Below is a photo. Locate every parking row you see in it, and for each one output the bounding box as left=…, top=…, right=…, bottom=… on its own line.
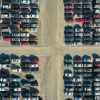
left=0, top=53, right=42, bottom=100
left=0, top=0, right=40, bottom=46
left=0, top=68, right=42, bottom=100
left=64, top=0, right=93, bottom=21
left=64, top=25, right=100, bottom=45
left=0, top=53, right=39, bottom=72
left=63, top=0, right=100, bottom=46
left=64, top=54, right=100, bottom=100
left=64, top=53, right=100, bottom=66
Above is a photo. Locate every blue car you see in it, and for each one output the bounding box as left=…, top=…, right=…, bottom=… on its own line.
left=64, top=80, right=73, bottom=86
left=63, top=0, right=72, bottom=3
left=11, top=0, right=20, bottom=4
left=74, top=96, right=79, bottom=100
left=83, top=81, right=91, bottom=86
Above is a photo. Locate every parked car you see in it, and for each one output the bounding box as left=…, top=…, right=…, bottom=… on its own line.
left=31, top=96, right=42, bottom=100
left=9, top=81, right=21, bottom=91
left=64, top=54, right=72, bottom=65
left=63, top=0, right=72, bottom=3
left=1, top=91, right=10, bottom=98
left=64, top=69, right=73, bottom=78
left=73, top=55, right=82, bottom=65
left=10, top=74, right=21, bottom=82
left=21, top=88, right=30, bottom=97
left=83, top=80, right=91, bottom=86
left=82, top=55, right=91, bottom=65
left=64, top=13, right=73, bottom=21
left=2, top=0, right=11, bottom=4
left=30, top=80, right=38, bottom=86
left=21, top=79, right=29, bottom=86
left=10, top=89, right=21, bottom=98
left=30, top=86, right=39, bottom=96
left=20, top=0, right=31, bottom=4
left=0, top=53, right=10, bottom=64
left=25, top=74, right=34, bottom=81
left=0, top=68, right=10, bottom=78
left=92, top=53, right=100, bottom=67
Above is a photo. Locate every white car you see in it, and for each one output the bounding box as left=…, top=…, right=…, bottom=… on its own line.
left=65, top=92, right=73, bottom=96
left=0, top=83, right=5, bottom=87
left=0, top=78, right=7, bottom=82
left=95, top=92, right=100, bottom=96
left=95, top=78, right=100, bottom=81
left=12, top=98, right=20, bottom=100
left=21, top=0, right=30, bottom=4
left=14, top=88, right=21, bottom=92
left=0, top=87, right=9, bottom=91
left=32, top=97, right=40, bottom=100
left=95, top=9, right=100, bottom=14
left=95, top=87, right=100, bottom=91
left=31, top=64, right=39, bottom=68
left=31, top=14, right=39, bottom=19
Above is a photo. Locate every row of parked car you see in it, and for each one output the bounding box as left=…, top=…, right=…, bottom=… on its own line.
left=0, top=53, right=39, bottom=72
left=64, top=54, right=100, bottom=100
left=63, top=0, right=100, bottom=46
left=63, top=0, right=93, bottom=21
left=0, top=68, right=42, bottom=100
left=64, top=24, right=97, bottom=45
left=64, top=53, right=100, bottom=66
left=0, top=0, right=40, bottom=45
left=0, top=53, right=42, bottom=99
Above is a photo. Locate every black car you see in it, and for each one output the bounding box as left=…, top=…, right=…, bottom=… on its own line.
left=0, top=53, right=10, bottom=64
left=63, top=0, right=72, bottom=3
left=9, top=81, right=21, bottom=89
left=1, top=91, right=10, bottom=98
left=30, top=80, right=38, bottom=86
left=64, top=69, right=73, bottom=78
left=82, top=34, right=93, bottom=45
left=0, top=68, right=10, bottom=78
left=21, top=66, right=30, bottom=72
left=21, top=79, right=29, bottom=86
left=2, top=0, right=11, bottom=4
left=64, top=13, right=73, bottom=20
left=64, top=54, right=72, bottom=65
left=10, top=91, right=21, bottom=98
left=30, top=87, right=39, bottom=96
left=73, top=55, right=82, bottom=64
left=20, top=7, right=31, bottom=15
left=25, top=74, right=34, bottom=80
left=32, top=96, right=43, bottom=100
left=74, top=34, right=82, bottom=44
left=64, top=26, right=74, bottom=44
left=10, top=74, right=21, bottom=81
left=21, top=88, right=30, bottom=97
left=65, top=33, right=74, bottom=44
